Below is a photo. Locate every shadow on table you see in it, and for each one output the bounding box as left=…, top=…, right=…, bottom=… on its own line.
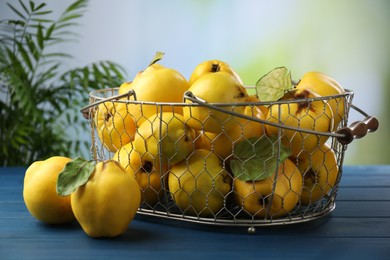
left=35, top=219, right=156, bottom=242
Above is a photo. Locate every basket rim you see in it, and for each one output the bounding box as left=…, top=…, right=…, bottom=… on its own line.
left=87, top=87, right=354, bottom=107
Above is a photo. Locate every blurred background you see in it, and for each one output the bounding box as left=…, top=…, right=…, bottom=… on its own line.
left=1, top=0, right=389, bottom=165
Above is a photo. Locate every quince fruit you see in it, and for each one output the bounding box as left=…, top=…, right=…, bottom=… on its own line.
left=94, top=101, right=137, bottom=152
left=188, top=59, right=243, bottom=85
left=127, top=63, right=189, bottom=126
left=71, top=160, right=141, bottom=238
left=195, top=105, right=266, bottom=160
left=113, top=142, right=169, bottom=207
left=296, top=143, right=339, bottom=205
left=168, top=149, right=232, bottom=216
left=247, top=94, right=269, bottom=119
left=183, top=71, right=249, bottom=133
left=23, top=156, right=75, bottom=224
left=265, top=89, right=334, bottom=157
left=234, top=158, right=302, bottom=218
left=296, top=71, right=345, bottom=130
left=133, top=112, right=195, bottom=165
left=118, top=81, right=132, bottom=95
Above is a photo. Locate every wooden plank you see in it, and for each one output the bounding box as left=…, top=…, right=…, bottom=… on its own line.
left=0, top=217, right=389, bottom=259
left=0, top=236, right=389, bottom=259
left=339, top=173, right=390, bottom=187
left=0, top=189, right=23, bottom=201
left=330, top=165, right=390, bottom=187
left=343, top=165, right=390, bottom=175
left=331, top=201, right=390, bottom=218
left=1, top=215, right=390, bottom=239
left=336, top=187, right=390, bottom=201
left=0, top=202, right=30, bottom=218
left=0, top=167, right=26, bottom=178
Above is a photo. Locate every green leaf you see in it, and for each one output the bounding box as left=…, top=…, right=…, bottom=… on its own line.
left=35, top=63, right=59, bottom=84
left=56, top=157, right=95, bottom=196
left=255, top=67, right=294, bottom=102
left=36, top=24, right=44, bottom=49
left=16, top=41, right=33, bottom=71
left=18, top=0, right=29, bottom=15
left=230, top=136, right=291, bottom=182
left=45, top=23, right=55, bottom=39
left=53, top=22, right=79, bottom=31
left=29, top=1, right=35, bottom=12
left=149, top=51, right=165, bottom=66
left=33, top=10, right=52, bottom=16
left=82, top=66, right=89, bottom=87
left=33, top=3, right=47, bottom=12
left=58, top=13, right=83, bottom=23
left=7, top=2, right=26, bottom=20
left=31, top=18, right=53, bottom=24
left=25, top=35, right=39, bottom=60
left=43, top=52, right=73, bottom=59
left=64, top=0, right=87, bottom=13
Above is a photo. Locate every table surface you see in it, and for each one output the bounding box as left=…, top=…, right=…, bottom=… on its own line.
left=1, top=165, right=389, bottom=259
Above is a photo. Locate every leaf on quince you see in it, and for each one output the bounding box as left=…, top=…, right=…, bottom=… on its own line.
left=230, top=136, right=291, bottom=182
left=149, top=51, right=165, bottom=66
left=56, top=157, right=95, bottom=196
left=255, top=67, right=293, bottom=102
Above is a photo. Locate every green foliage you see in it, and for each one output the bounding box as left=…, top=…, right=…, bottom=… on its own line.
left=230, top=136, right=291, bottom=182
left=0, top=0, right=126, bottom=166
left=57, top=157, right=95, bottom=196
left=255, top=67, right=293, bottom=102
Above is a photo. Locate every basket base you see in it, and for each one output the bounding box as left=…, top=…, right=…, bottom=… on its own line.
left=134, top=202, right=336, bottom=233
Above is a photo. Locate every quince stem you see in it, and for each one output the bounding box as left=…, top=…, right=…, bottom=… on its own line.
left=149, top=51, right=165, bottom=66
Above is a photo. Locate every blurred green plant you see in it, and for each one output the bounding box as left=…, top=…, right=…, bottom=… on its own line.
left=0, top=0, right=126, bottom=166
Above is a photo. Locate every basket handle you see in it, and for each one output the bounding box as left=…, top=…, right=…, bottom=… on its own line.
left=80, top=90, right=137, bottom=119
left=335, top=105, right=379, bottom=145
left=183, top=91, right=379, bottom=145
left=183, top=91, right=339, bottom=138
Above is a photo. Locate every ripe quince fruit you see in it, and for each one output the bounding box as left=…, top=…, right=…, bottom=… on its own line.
left=234, top=158, right=302, bottom=218
left=195, top=105, right=266, bottom=160
left=247, top=94, right=269, bottom=119
left=71, top=160, right=141, bottom=238
left=127, top=64, right=189, bottom=126
left=168, top=149, right=232, bottom=217
left=296, top=143, right=339, bottom=205
left=133, top=112, right=195, bottom=165
left=265, top=89, right=334, bottom=157
left=23, top=156, right=75, bottom=224
left=296, top=71, right=345, bottom=130
left=188, top=59, right=243, bottom=85
left=183, top=71, right=249, bottom=133
left=118, top=81, right=132, bottom=95
left=94, top=101, right=137, bottom=152
left=113, top=142, right=169, bottom=207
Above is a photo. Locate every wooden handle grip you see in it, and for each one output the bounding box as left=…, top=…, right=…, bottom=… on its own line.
left=336, top=116, right=379, bottom=145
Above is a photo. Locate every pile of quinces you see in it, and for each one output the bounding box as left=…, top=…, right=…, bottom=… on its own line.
left=22, top=53, right=346, bottom=238
left=94, top=53, right=345, bottom=219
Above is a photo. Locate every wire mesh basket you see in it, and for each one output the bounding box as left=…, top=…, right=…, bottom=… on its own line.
left=81, top=86, right=378, bottom=232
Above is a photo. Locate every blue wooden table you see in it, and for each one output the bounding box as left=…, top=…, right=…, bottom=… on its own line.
left=1, top=166, right=389, bottom=259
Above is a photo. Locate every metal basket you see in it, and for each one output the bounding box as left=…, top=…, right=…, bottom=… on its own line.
left=81, top=86, right=378, bottom=233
